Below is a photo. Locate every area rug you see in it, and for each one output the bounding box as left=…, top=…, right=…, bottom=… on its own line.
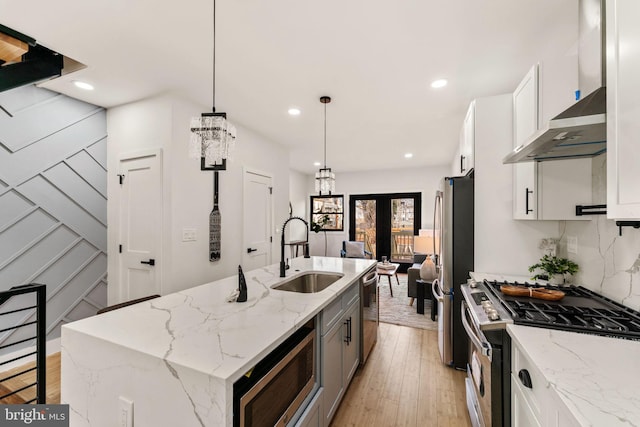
left=378, top=273, right=437, bottom=330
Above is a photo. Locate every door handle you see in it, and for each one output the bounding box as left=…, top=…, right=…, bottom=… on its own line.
left=247, top=248, right=258, bottom=253
left=140, top=259, right=155, bottom=266
left=460, top=155, right=466, bottom=173
left=525, top=187, right=534, bottom=215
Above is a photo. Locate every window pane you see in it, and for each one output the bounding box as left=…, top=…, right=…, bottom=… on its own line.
left=391, top=199, right=414, bottom=262
left=355, top=200, right=376, bottom=258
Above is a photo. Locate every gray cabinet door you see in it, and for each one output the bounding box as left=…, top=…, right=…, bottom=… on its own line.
left=343, top=300, right=360, bottom=385
left=321, top=319, right=344, bottom=425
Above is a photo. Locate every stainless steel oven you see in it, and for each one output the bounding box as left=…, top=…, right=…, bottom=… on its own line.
left=460, top=283, right=513, bottom=427
left=462, top=301, right=493, bottom=427
left=233, top=320, right=315, bottom=427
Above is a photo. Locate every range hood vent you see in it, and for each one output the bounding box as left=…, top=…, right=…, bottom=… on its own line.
left=504, top=0, right=606, bottom=164
left=0, top=24, right=63, bottom=93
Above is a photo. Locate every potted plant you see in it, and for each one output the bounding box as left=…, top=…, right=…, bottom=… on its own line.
left=311, top=214, right=330, bottom=256
left=528, top=254, right=579, bottom=285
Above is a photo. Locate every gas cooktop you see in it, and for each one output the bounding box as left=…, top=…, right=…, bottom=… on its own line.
left=482, top=279, right=640, bottom=341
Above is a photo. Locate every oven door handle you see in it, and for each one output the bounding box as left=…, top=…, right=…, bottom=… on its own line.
left=461, top=301, right=492, bottom=360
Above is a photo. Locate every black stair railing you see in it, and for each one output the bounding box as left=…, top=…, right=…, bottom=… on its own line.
left=0, top=283, right=46, bottom=404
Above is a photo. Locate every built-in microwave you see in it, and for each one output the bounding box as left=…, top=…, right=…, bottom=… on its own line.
left=233, top=320, right=315, bottom=427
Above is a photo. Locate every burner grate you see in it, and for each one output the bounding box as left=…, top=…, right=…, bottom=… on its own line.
left=481, top=279, right=640, bottom=341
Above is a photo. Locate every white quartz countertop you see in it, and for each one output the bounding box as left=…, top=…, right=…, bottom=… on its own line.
left=507, top=324, right=640, bottom=426
left=63, top=256, right=376, bottom=383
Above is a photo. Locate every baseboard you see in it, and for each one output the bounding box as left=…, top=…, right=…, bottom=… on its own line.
left=0, top=338, right=61, bottom=371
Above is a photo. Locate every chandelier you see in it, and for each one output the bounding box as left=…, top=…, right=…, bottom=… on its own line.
left=189, top=0, right=236, bottom=171
left=315, top=96, right=335, bottom=195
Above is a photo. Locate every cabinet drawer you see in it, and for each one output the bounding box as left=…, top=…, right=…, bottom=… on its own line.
left=511, top=340, right=549, bottom=421
left=321, top=297, right=343, bottom=335
left=511, top=375, right=543, bottom=427
left=341, top=282, right=359, bottom=309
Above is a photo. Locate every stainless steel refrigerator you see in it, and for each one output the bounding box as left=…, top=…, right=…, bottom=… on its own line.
left=432, top=173, right=473, bottom=369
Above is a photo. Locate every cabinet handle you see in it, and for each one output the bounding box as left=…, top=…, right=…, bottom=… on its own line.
left=460, top=155, right=466, bottom=174
left=525, top=187, right=534, bottom=215
left=344, top=317, right=352, bottom=345
left=518, top=369, right=533, bottom=389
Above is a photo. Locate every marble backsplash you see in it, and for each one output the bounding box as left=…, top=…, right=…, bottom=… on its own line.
left=560, top=154, right=640, bottom=311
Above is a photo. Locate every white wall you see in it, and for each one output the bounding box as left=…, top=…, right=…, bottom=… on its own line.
left=474, top=94, right=560, bottom=275
left=288, top=170, right=311, bottom=242
left=306, top=165, right=449, bottom=257
left=107, top=94, right=289, bottom=301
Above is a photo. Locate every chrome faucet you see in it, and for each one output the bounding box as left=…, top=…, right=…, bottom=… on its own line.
left=280, top=216, right=310, bottom=277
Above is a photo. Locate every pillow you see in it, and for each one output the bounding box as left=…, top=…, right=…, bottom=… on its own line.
left=344, top=241, right=365, bottom=258
left=420, top=256, right=437, bottom=281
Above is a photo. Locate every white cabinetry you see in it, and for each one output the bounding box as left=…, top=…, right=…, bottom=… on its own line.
left=320, top=283, right=360, bottom=426
left=512, top=64, right=592, bottom=220
left=511, top=338, right=580, bottom=427
left=606, top=0, right=640, bottom=219
left=461, top=101, right=475, bottom=175
left=451, top=101, right=476, bottom=177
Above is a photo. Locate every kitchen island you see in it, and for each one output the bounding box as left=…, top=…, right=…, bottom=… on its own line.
left=61, top=256, right=376, bottom=426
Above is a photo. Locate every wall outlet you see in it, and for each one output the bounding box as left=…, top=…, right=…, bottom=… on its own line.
left=567, top=235, right=578, bottom=254
left=182, top=228, right=196, bottom=242
left=119, top=396, right=134, bottom=427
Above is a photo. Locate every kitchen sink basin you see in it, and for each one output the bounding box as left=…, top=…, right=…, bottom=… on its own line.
left=273, top=272, right=344, bottom=293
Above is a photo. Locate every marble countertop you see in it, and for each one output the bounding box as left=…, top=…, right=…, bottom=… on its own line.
left=508, top=324, right=640, bottom=426
left=62, top=256, right=376, bottom=383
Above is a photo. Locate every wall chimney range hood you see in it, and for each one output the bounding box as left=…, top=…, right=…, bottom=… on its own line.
left=504, top=0, right=606, bottom=164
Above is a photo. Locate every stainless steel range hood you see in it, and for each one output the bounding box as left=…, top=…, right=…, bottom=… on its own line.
left=504, top=0, right=606, bottom=164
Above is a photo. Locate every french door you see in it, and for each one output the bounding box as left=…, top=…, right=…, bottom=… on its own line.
left=349, top=193, right=421, bottom=270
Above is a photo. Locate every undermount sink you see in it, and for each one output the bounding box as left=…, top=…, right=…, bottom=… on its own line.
left=273, top=272, right=344, bottom=293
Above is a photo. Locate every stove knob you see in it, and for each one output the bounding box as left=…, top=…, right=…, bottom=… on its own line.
left=488, top=311, right=501, bottom=321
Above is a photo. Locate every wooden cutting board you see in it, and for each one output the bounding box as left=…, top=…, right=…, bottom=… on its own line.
left=500, top=285, right=565, bottom=301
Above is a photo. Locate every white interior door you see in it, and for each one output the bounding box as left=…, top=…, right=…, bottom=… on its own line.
left=118, top=150, right=162, bottom=302
left=243, top=170, right=273, bottom=270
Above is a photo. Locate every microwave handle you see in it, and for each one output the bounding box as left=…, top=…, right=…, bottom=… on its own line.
left=461, top=301, right=492, bottom=360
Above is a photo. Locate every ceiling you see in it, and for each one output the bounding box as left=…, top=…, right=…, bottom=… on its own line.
left=0, top=0, right=578, bottom=173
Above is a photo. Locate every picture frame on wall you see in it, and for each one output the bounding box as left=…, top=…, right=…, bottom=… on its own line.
left=310, top=195, right=344, bottom=231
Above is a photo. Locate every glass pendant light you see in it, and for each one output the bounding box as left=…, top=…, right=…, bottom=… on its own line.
left=315, top=96, right=335, bottom=195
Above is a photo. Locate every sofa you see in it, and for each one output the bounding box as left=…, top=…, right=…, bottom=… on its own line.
left=407, top=253, right=431, bottom=305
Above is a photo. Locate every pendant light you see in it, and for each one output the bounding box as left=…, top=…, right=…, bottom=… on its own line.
left=189, top=0, right=236, bottom=171
left=315, top=96, right=335, bottom=195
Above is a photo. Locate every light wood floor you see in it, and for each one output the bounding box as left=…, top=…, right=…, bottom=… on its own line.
left=0, top=352, right=61, bottom=404
left=330, top=322, right=471, bottom=427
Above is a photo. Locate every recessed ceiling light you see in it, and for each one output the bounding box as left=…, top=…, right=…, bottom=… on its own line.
left=404, top=153, right=413, bottom=158
left=430, top=79, right=448, bottom=89
left=288, top=107, right=301, bottom=116
left=313, top=161, right=321, bottom=167
left=73, top=81, right=94, bottom=91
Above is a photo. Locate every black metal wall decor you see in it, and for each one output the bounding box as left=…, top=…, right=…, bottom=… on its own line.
left=209, top=172, right=221, bottom=261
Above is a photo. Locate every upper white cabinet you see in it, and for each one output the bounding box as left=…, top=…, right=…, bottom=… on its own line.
left=513, top=66, right=539, bottom=219
left=461, top=101, right=475, bottom=175
left=452, top=101, right=476, bottom=177
left=606, top=0, right=640, bottom=219
left=511, top=63, right=592, bottom=220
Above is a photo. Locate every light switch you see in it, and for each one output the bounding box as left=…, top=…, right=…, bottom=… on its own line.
left=119, top=396, right=133, bottom=427
left=182, top=228, right=197, bottom=242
